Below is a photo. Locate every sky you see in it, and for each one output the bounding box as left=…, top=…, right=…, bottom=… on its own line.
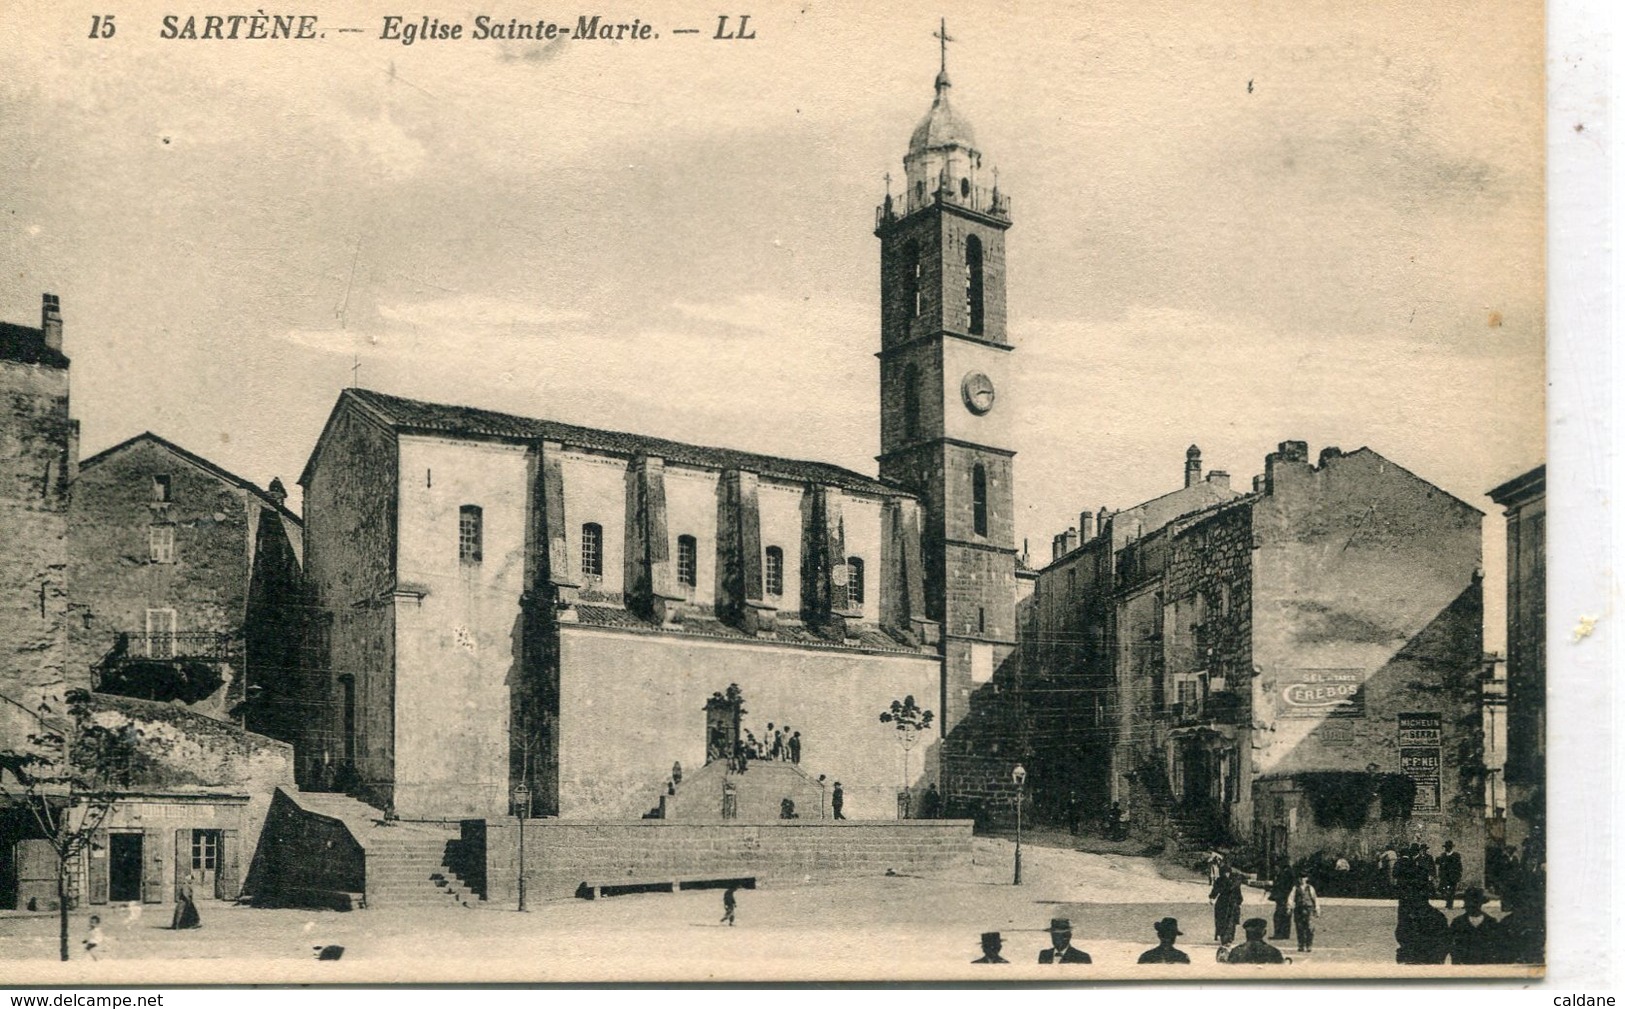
left=0, top=0, right=1544, bottom=648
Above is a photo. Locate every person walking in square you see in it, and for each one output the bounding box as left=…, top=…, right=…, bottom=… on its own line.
left=1436, top=840, right=1463, bottom=909
left=788, top=731, right=801, bottom=764
left=720, top=886, right=737, bottom=926
left=1267, top=860, right=1295, bottom=940
left=1291, top=873, right=1319, bottom=952
left=831, top=781, right=845, bottom=820
left=1137, top=917, right=1190, bottom=963
left=1209, top=864, right=1245, bottom=945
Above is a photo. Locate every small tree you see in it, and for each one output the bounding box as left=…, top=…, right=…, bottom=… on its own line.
left=0, top=689, right=145, bottom=961
left=879, top=695, right=934, bottom=817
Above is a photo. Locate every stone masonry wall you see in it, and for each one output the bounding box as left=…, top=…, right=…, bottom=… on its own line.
left=1, top=358, right=76, bottom=713
left=485, top=818, right=973, bottom=901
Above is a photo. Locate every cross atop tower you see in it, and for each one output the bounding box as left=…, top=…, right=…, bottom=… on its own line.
left=933, top=18, right=954, bottom=75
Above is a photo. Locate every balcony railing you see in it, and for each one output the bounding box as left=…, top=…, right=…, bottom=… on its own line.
left=876, top=182, right=1012, bottom=229
left=112, top=631, right=236, bottom=662
left=1171, top=689, right=1243, bottom=727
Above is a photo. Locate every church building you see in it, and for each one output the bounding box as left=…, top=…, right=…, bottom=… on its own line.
left=289, top=52, right=1025, bottom=831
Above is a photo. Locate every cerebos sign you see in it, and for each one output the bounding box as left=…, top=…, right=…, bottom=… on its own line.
left=1279, top=670, right=1366, bottom=718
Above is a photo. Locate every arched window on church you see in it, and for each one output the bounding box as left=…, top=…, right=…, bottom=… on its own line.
left=764, top=546, right=784, bottom=598
left=677, top=534, right=698, bottom=588
left=965, top=234, right=985, bottom=335
left=972, top=463, right=988, bottom=537
left=846, top=556, right=866, bottom=608
left=902, top=363, right=920, bottom=441
left=581, top=522, right=603, bottom=578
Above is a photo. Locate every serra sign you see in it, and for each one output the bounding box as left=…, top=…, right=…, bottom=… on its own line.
left=1279, top=670, right=1365, bottom=718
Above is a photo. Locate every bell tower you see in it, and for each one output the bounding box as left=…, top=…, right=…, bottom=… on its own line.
left=876, top=30, right=1017, bottom=735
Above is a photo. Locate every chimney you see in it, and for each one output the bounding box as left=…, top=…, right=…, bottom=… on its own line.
left=1064, top=526, right=1079, bottom=554
left=41, top=294, right=62, bottom=352
left=1206, top=470, right=1230, bottom=491
left=267, top=477, right=288, bottom=506
left=1097, top=506, right=1110, bottom=532
left=1252, top=474, right=1266, bottom=493
left=1185, top=444, right=1202, bottom=488
left=1318, top=446, right=1344, bottom=467
left=1264, top=440, right=1311, bottom=495
left=1052, top=534, right=1063, bottom=562
left=1080, top=510, right=1095, bottom=542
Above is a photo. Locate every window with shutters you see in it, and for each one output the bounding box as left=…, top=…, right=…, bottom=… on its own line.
left=149, top=525, right=175, bottom=564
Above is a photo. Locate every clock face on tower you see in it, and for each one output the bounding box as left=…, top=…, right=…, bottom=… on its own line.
left=961, top=371, right=996, bottom=415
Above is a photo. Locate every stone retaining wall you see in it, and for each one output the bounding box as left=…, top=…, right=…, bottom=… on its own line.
left=483, top=819, right=973, bottom=902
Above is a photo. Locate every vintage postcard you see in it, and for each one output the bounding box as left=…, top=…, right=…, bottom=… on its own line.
left=0, top=0, right=1547, bottom=984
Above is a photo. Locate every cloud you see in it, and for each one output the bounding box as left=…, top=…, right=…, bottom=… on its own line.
left=376, top=293, right=589, bottom=330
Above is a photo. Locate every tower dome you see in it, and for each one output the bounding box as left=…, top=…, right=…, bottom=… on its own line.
left=895, top=45, right=1000, bottom=220
left=908, top=70, right=979, bottom=156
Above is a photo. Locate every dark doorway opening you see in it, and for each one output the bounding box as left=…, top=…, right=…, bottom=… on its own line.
left=109, top=833, right=143, bottom=903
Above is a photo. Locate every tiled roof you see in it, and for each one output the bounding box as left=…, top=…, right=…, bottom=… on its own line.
left=0, top=321, right=69, bottom=369
left=79, top=431, right=303, bottom=525
left=344, top=388, right=904, bottom=497
left=572, top=604, right=927, bottom=655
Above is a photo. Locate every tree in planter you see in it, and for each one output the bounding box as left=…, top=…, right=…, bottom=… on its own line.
left=0, top=689, right=148, bottom=961
left=879, top=695, right=934, bottom=817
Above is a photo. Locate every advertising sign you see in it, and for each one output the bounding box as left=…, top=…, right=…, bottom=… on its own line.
left=1279, top=669, right=1366, bottom=718
left=1399, top=714, right=1443, bottom=813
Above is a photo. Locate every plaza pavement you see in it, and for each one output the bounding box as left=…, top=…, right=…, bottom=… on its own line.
left=0, top=836, right=1528, bottom=983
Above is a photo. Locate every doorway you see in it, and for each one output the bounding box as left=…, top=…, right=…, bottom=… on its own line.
left=189, top=829, right=220, bottom=898
left=109, top=833, right=143, bottom=903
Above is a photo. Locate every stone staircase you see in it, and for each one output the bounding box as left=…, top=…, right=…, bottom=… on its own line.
left=362, top=826, right=479, bottom=909
left=279, top=788, right=480, bottom=910
left=661, top=759, right=829, bottom=821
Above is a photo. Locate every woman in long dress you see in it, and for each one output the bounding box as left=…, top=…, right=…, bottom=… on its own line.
left=171, top=880, right=202, bottom=930
left=1209, top=866, right=1244, bottom=944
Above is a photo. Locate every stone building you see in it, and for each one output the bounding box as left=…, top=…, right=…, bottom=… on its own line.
left=295, top=388, right=943, bottom=823
left=67, top=432, right=304, bottom=731
left=1, top=295, right=295, bottom=912
left=1487, top=465, right=1543, bottom=855
left=1022, top=442, right=1487, bottom=878
left=1, top=294, right=79, bottom=720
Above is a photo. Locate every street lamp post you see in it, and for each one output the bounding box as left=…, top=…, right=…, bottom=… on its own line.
left=513, top=782, right=531, bottom=912
left=1012, top=764, right=1026, bottom=886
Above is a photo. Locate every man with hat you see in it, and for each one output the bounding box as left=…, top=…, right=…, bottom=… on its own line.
left=1137, top=917, right=1190, bottom=963
left=1446, top=886, right=1502, bottom=964
left=1038, top=918, right=1091, bottom=963
left=1226, top=918, right=1286, bottom=964
left=972, top=932, right=1009, bottom=963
